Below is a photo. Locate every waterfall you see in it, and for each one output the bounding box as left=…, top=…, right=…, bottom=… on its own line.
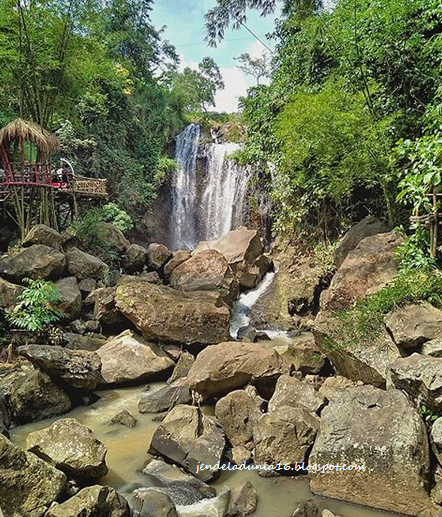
left=169, top=125, right=251, bottom=250
left=170, top=124, right=201, bottom=250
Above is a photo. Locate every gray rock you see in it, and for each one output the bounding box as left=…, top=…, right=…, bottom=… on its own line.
left=253, top=406, right=319, bottom=467
left=422, top=338, right=442, bottom=358
left=111, top=409, right=137, bottom=428
left=124, top=244, right=148, bottom=273
left=46, top=485, right=129, bottom=517
left=309, top=385, right=436, bottom=517
left=237, top=325, right=257, bottom=343
left=130, top=488, right=177, bottom=517
left=0, top=245, right=66, bottom=281
left=226, top=481, right=258, bottom=517
left=0, top=434, right=67, bottom=517
left=63, top=332, right=106, bottom=351
left=268, top=375, right=325, bottom=414
left=148, top=243, right=172, bottom=270
left=97, top=330, right=173, bottom=386
left=214, top=386, right=265, bottom=450
left=100, top=223, right=130, bottom=252
left=66, top=247, right=108, bottom=280
left=22, top=224, right=64, bottom=250
left=168, top=351, right=195, bottom=384
left=78, top=277, right=97, bottom=296
left=26, top=418, right=108, bottom=478
left=390, top=353, right=442, bottom=412
left=18, top=344, right=102, bottom=390
left=0, top=362, right=71, bottom=425
left=385, top=302, right=442, bottom=350
left=149, top=404, right=226, bottom=482
left=55, top=276, right=82, bottom=320
left=0, top=277, right=24, bottom=312
left=318, top=376, right=360, bottom=402
left=431, top=418, right=442, bottom=467
left=138, top=380, right=192, bottom=413
left=291, top=500, right=319, bottom=517
left=274, top=332, right=325, bottom=375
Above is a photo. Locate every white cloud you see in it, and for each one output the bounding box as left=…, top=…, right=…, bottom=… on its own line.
left=212, top=67, right=251, bottom=113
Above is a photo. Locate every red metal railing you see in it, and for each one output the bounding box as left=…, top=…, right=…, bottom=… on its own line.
left=0, top=161, right=54, bottom=187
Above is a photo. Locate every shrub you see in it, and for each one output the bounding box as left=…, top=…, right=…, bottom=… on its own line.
left=101, top=202, right=133, bottom=232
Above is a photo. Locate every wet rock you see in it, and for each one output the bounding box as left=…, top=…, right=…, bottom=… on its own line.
left=163, top=250, right=191, bottom=280
left=55, top=276, right=82, bottom=320
left=274, top=333, right=326, bottom=375
left=186, top=341, right=288, bottom=400
left=235, top=254, right=270, bottom=290
left=320, top=231, right=403, bottom=313
left=65, top=247, right=108, bottom=280
left=309, top=385, right=436, bottom=517
left=0, top=244, right=66, bottom=281
left=148, top=243, right=172, bottom=270
left=214, top=386, right=265, bottom=450
left=110, top=409, right=137, bottom=428
left=18, top=344, right=102, bottom=390
left=26, top=418, right=108, bottom=478
left=168, top=351, right=195, bottom=384
left=143, top=459, right=215, bottom=498
left=149, top=404, right=226, bottom=482
left=22, top=224, right=64, bottom=250
left=0, top=362, right=71, bottom=425
left=170, top=249, right=239, bottom=304
left=139, top=380, right=192, bottom=413
left=253, top=406, right=319, bottom=467
left=97, top=330, right=173, bottom=386
left=130, top=488, right=178, bottom=517
left=226, top=481, right=257, bottom=517
left=313, top=320, right=400, bottom=388
left=124, top=244, right=148, bottom=273
left=63, top=332, right=106, bottom=351
left=390, top=353, right=442, bottom=412
left=115, top=282, right=231, bottom=345
left=291, top=500, right=319, bottom=517
left=0, top=277, right=24, bottom=311
left=101, top=222, right=130, bottom=252
left=333, top=216, right=388, bottom=269
left=385, top=302, right=442, bottom=350
left=268, top=375, right=325, bottom=414
left=0, top=434, right=67, bottom=517
left=46, top=485, right=129, bottom=517
left=237, top=325, right=257, bottom=343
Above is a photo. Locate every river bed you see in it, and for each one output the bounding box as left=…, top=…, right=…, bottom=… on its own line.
left=10, top=385, right=404, bottom=517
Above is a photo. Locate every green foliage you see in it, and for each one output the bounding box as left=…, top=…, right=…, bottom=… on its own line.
left=101, top=203, right=133, bottom=231
left=420, top=405, right=440, bottom=424
left=8, top=280, right=65, bottom=332
left=70, top=209, right=118, bottom=265
left=396, top=230, right=436, bottom=272
left=327, top=269, right=442, bottom=353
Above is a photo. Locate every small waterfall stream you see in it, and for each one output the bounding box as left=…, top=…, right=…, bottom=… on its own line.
left=169, top=125, right=251, bottom=250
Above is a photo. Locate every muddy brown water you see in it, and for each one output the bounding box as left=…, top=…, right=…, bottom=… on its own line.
left=10, top=385, right=406, bottom=517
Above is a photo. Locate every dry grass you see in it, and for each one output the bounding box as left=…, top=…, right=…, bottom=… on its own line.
left=0, top=118, right=60, bottom=155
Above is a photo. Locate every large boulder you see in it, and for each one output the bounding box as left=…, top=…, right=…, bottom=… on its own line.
left=101, top=223, right=130, bottom=253
left=129, top=488, right=177, bottom=517
left=385, top=302, right=442, bottom=351
left=170, top=249, right=239, bottom=304
left=390, top=353, right=442, bottom=412
left=268, top=375, right=325, bottom=414
left=55, top=277, right=82, bottom=320
left=123, top=243, right=148, bottom=272
left=26, top=418, right=108, bottom=478
left=273, top=333, right=326, bottom=375
left=194, top=227, right=263, bottom=265
left=46, top=485, right=129, bottom=517
left=0, top=245, right=66, bottom=281
left=115, top=282, right=231, bottom=345
left=163, top=250, right=191, bottom=280
left=90, top=286, right=123, bottom=326
left=22, top=224, right=64, bottom=251
left=214, top=386, right=265, bottom=450
left=168, top=351, right=195, bottom=384
left=0, top=434, right=67, bottom=517
left=186, top=342, right=288, bottom=400
left=234, top=254, right=271, bottom=291
left=313, top=319, right=400, bottom=388
left=253, top=406, right=320, bottom=467
left=309, top=385, right=436, bottom=517
left=0, top=362, right=71, bottom=425
left=320, top=231, right=403, bottom=312
left=149, top=404, right=226, bottom=482
left=0, top=277, right=24, bottom=312
left=97, top=330, right=173, bottom=386
left=17, top=344, right=101, bottom=390
left=147, top=243, right=172, bottom=270
left=138, top=380, right=192, bottom=413
left=65, top=247, right=108, bottom=280
left=333, top=216, right=388, bottom=268
left=63, top=332, right=106, bottom=352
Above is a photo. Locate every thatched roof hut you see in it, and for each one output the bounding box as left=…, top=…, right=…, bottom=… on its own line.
left=0, top=118, right=60, bottom=155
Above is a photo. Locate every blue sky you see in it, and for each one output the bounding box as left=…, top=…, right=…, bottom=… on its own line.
left=150, top=0, right=278, bottom=112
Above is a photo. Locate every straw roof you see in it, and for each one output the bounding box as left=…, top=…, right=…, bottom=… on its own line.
left=0, top=118, right=60, bottom=154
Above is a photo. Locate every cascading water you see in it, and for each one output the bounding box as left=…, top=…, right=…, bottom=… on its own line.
left=169, top=125, right=251, bottom=250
